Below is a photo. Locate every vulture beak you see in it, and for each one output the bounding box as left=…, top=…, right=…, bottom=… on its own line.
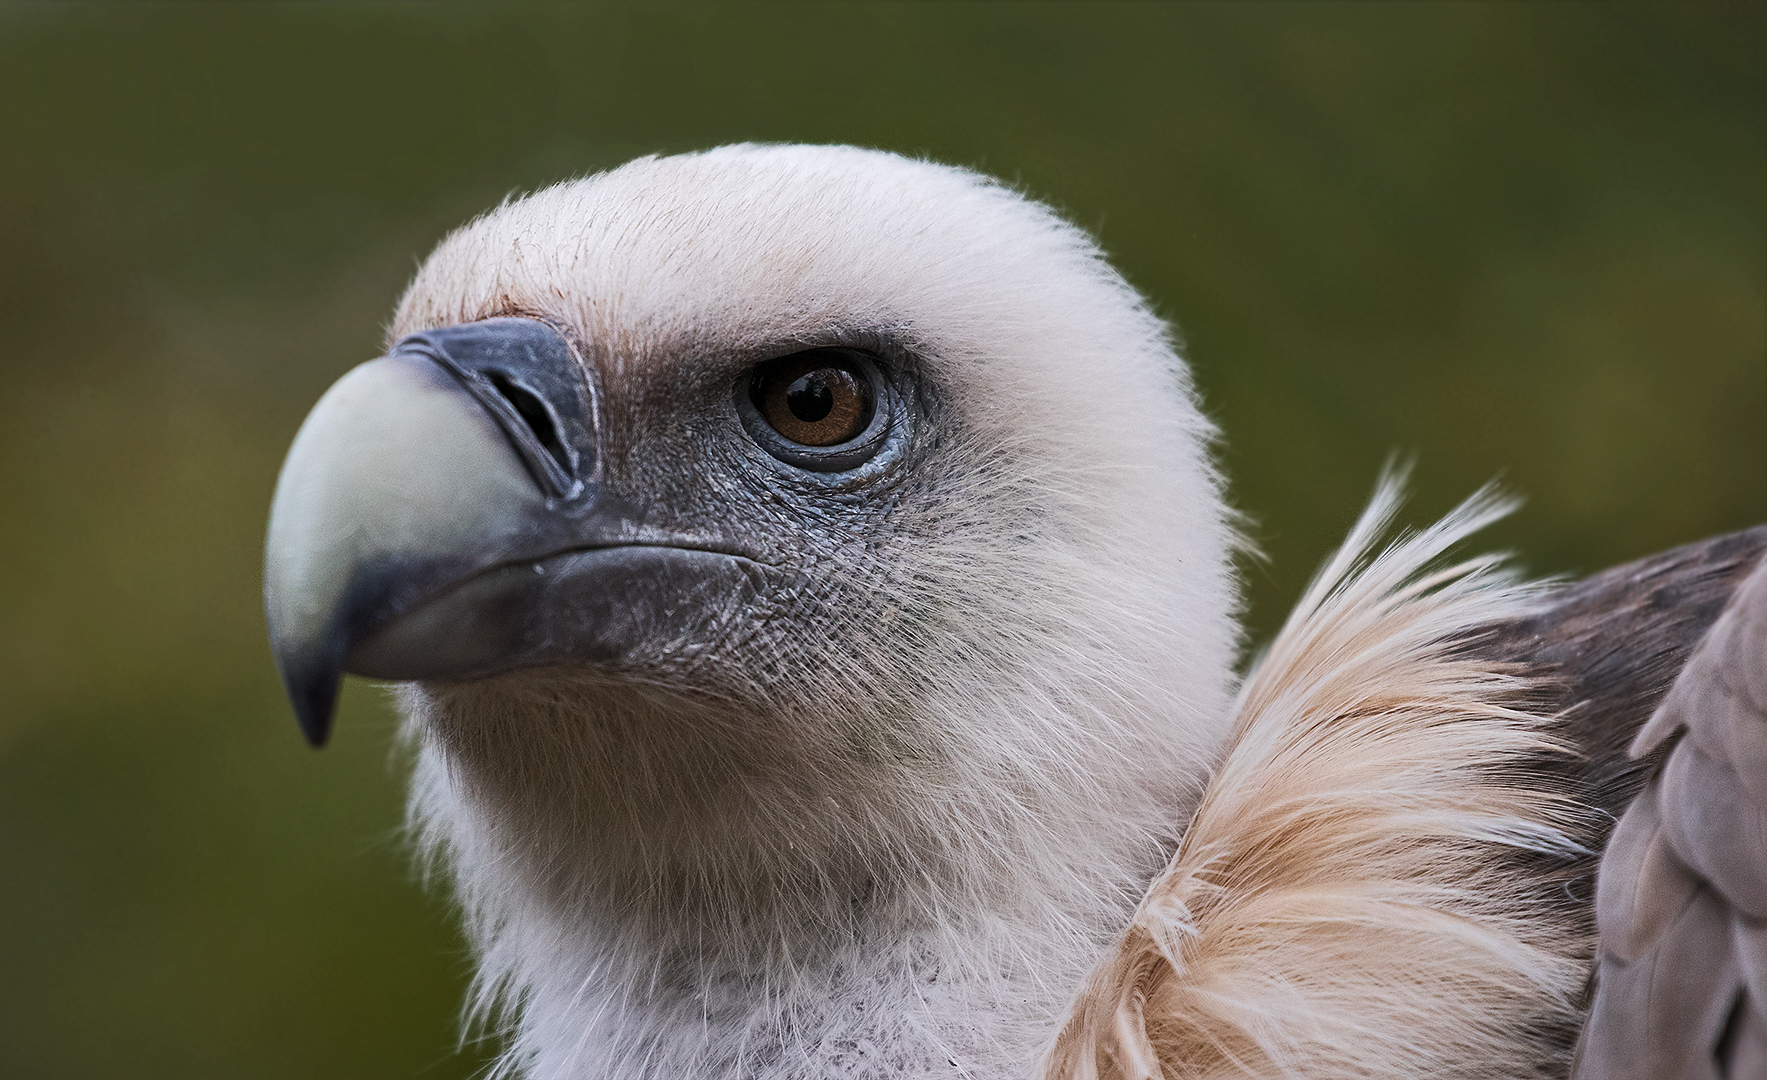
left=264, top=317, right=764, bottom=746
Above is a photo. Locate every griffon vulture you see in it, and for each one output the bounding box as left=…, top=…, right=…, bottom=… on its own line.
left=263, top=145, right=1767, bottom=1079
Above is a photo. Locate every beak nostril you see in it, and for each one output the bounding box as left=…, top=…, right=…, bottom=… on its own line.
left=387, top=318, right=594, bottom=501
left=488, top=371, right=571, bottom=478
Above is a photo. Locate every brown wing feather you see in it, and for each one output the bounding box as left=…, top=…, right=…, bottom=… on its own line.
left=1484, top=527, right=1767, bottom=1072
left=1591, top=790, right=1700, bottom=963
left=1659, top=740, right=1767, bottom=919
left=1485, top=526, right=1767, bottom=828
left=1581, top=882, right=1737, bottom=1080
left=1578, top=553, right=1767, bottom=1079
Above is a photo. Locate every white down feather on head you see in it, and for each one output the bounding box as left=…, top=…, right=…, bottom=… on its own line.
left=392, top=144, right=1242, bottom=1078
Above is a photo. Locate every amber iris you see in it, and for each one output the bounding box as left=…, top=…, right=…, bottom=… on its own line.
left=751, top=353, right=874, bottom=447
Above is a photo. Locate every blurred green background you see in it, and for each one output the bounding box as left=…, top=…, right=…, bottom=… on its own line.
left=0, top=3, right=1760, bottom=1076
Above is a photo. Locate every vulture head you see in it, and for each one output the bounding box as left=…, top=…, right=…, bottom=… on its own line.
left=266, top=145, right=1242, bottom=1075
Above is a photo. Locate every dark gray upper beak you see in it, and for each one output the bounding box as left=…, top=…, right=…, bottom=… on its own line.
left=267, top=317, right=778, bottom=747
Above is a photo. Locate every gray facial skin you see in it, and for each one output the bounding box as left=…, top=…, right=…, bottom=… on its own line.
left=264, top=317, right=797, bottom=745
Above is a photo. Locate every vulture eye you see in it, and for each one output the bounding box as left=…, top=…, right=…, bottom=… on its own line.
left=751, top=353, right=874, bottom=446
left=739, top=349, right=892, bottom=472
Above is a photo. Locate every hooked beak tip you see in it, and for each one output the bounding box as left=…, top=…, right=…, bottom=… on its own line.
left=277, top=645, right=342, bottom=748
left=294, top=689, right=336, bottom=749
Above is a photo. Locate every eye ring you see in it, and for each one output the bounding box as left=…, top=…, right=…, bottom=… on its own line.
left=736, top=349, right=894, bottom=472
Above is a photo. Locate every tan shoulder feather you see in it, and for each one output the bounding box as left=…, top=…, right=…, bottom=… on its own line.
left=1043, top=478, right=1590, bottom=1080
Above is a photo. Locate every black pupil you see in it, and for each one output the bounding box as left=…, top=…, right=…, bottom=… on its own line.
left=785, top=372, right=836, bottom=422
